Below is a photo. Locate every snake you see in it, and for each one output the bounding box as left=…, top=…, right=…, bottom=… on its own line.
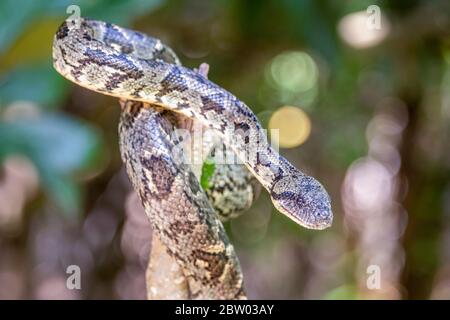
left=52, top=18, right=333, bottom=299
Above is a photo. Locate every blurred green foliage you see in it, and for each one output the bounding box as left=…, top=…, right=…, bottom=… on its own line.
left=0, top=0, right=163, bottom=215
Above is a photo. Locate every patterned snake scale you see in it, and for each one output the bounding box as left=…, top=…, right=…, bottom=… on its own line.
left=52, top=18, right=333, bottom=299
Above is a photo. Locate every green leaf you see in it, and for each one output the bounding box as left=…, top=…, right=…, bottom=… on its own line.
left=322, top=285, right=358, bottom=300
left=39, top=0, right=163, bottom=26
left=81, top=0, right=163, bottom=26
left=0, top=63, right=69, bottom=108
left=0, top=113, right=103, bottom=216
left=200, top=158, right=216, bottom=190
left=0, top=0, right=41, bottom=54
left=40, top=170, right=82, bottom=218
left=0, top=0, right=163, bottom=56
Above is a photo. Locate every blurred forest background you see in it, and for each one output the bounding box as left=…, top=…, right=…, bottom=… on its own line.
left=1, top=0, right=450, bottom=299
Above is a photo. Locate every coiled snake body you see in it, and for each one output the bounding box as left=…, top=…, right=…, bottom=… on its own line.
left=53, top=18, right=333, bottom=299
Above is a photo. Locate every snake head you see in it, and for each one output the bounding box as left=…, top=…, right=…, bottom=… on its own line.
left=270, top=174, right=333, bottom=230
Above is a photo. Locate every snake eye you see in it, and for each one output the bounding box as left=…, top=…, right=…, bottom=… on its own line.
left=270, top=175, right=333, bottom=230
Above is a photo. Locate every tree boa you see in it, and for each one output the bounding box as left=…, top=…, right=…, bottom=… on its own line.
left=52, top=18, right=333, bottom=299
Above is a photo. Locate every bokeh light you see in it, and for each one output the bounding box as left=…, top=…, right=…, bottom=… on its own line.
left=264, top=51, right=319, bottom=108
left=341, top=98, right=408, bottom=299
left=343, top=157, right=393, bottom=213
left=0, top=156, right=39, bottom=234
left=338, top=10, right=390, bottom=49
left=268, top=106, right=311, bottom=148
left=267, top=51, right=318, bottom=92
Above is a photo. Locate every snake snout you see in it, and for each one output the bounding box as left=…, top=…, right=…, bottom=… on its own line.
left=311, top=201, right=333, bottom=230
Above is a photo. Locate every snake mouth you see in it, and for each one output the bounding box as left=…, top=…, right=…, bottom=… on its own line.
left=288, top=209, right=333, bottom=230
left=288, top=211, right=333, bottom=230
left=305, top=213, right=333, bottom=230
